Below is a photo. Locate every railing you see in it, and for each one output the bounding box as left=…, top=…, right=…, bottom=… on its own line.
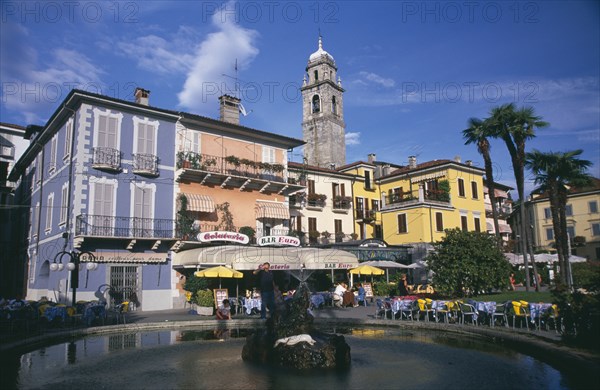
left=176, top=152, right=286, bottom=183
left=76, top=214, right=176, bottom=239
left=255, top=227, right=290, bottom=238
left=92, top=147, right=121, bottom=171
left=132, top=153, right=159, bottom=176
left=332, top=199, right=352, bottom=210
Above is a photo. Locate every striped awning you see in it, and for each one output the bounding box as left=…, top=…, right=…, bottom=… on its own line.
left=181, top=193, right=214, bottom=213
left=256, top=201, right=290, bottom=220
left=499, top=223, right=512, bottom=233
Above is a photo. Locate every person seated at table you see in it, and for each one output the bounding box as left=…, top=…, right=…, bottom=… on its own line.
left=216, top=299, right=231, bottom=320
left=332, top=282, right=346, bottom=307
left=397, top=274, right=409, bottom=297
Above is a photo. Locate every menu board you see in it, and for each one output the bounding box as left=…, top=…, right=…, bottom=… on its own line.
left=213, top=289, right=228, bottom=308
left=363, top=283, right=374, bottom=298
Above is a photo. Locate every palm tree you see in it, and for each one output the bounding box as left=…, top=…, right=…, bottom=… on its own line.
left=526, top=149, right=592, bottom=288
left=489, top=104, right=549, bottom=291
left=462, top=117, right=501, bottom=244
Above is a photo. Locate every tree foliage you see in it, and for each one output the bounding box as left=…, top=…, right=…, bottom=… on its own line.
left=426, top=228, right=511, bottom=297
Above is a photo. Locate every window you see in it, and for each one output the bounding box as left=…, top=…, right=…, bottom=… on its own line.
left=308, top=179, right=315, bottom=195
left=398, top=214, right=407, bottom=233
left=181, top=130, right=201, bottom=153
left=133, top=117, right=158, bottom=155
left=45, top=193, right=54, bottom=232
left=566, top=204, right=573, bottom=216
left=60, top=184, right=68, bottom=226
left=49, top=135, right=57, bottom=173
left=314, top=70, right=318, bottom=81
left=96, top=111, right=120, bottom=149
left=64, top=119, right=73, bottom=159
left=35, top=154, right=42, bottom=184
left=355, top=197, right=364, bottom=219
left=593, top=223, right=600, bottom=236
left=312, top=95, right=320, bottom=113
left=132, top=183, right=155, bottom=237
left=458, top=178, right=465, bottom=197
left=461, top=215, right=468, bottom=232
left=334, top=219, right=343, bottom=241
left=332, top=96, right=337, bottom=115
left=308, top=217, right=317, bottom=238
left=474, top=217, right=481, bottom=232
left=435, top=212, right=444, bottom=232
left=567, top=226, right=575, bottom=239
left=364, top=170, right=372, bottom=190
left=471, top=181, right=478, bottom=199
left=544, top=208, right=552, bottom=219
left=546, top=228, right=554, bottom=241
left=371, top=199, right=379, bottom=211
left=92, top=181, right=116, bottom=236
left=589, top=201, right=598, bottom=214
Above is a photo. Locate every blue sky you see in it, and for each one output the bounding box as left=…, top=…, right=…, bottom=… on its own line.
left=2, top=1, right=599, bottom=197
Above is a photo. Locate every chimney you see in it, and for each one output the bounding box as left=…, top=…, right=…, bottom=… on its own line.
left=134, top=87, right=150, bottom=105
left=382, top=164, right=391, bottom=176
left=454, top=155, right=461, bottom=163
left=367, top=153, right=376, bottom=164
left=465, top=160, right=473, bottom=166
left=219, top=95, right=241, bottom=125
left=408, top=156, right=417, bottom=169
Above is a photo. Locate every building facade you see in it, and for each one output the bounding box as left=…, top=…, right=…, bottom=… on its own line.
left=528, top=178, right=600, bottom=260
left=287, top=161, right=356, bottom=245
left=484, top=181, right=513, bottom=246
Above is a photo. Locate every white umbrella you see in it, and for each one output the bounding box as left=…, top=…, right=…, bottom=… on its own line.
left=360, top=260, right=412, bottom=283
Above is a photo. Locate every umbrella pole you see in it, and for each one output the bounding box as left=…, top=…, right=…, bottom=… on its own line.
left=386, top=269, right=389, bottom=284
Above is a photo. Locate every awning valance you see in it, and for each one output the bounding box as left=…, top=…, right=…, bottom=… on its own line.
left=499, top=223, right=512, bottom=233
left=181, top=193, right=214, bottom=213
left=173, top=245, right=359, bottom=271
left=256, top=201, right=290, bottom=220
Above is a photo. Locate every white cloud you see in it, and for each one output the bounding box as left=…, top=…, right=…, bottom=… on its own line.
left=177, top=1, right=259, bottom=115
left=345, top=132, right=361, bottom=146
left=1, top=23, right=104, bottom=123
left=358, top=71, right=395, bottom=88
left=116, top=26, right=199, bottom=74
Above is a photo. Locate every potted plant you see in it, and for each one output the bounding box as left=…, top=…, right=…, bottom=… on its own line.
left=308, top=230, right=320, bottom=244
left=225, top=155, right=241, bottom=167
left=321, top=231, right=331, bottom=244
left=239, top=226, right=256, bottom=243
left=195, top=289, right=215, bottom=316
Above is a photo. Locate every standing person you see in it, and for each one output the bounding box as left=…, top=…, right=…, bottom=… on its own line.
left=253, top=262, right=275, bottom=319
left=509, top=273, right=516, bottom=291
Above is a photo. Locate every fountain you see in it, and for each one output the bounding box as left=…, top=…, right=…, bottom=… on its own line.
left=241, top=282, right=351, bottom=370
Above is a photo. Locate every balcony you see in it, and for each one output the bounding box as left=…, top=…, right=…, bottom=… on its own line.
left=176, top=152, right=304, bottom=196
left=383, top=190, right=452, bottom=211
left=332, top=196, right=352, bottom=211
left=92, top=147, right=121, bottom=172
left=132, top=153, right=159, bottom=177
left=76, top=214, right=176, bottom=239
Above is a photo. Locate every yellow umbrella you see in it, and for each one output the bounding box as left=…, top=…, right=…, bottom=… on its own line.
left=194, top=265, right=243, bottom=288
left=349, top=264, right=384, bottom=276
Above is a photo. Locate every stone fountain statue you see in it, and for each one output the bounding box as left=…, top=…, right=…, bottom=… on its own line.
left=241, top=281, right=351, bottom=370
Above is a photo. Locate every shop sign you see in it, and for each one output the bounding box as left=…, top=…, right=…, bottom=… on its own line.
left=197, top=231, right=249, bottom=244
left=257, top=235, right=301, bottom=247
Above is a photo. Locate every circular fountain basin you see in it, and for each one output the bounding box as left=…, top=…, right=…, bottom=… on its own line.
left=2, top=325, right=595, bottom=389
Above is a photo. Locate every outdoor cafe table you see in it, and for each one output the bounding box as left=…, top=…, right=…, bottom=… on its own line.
left=529, top=303, right=553, bottom=328
left=474, top=301, right=496, bottom=324
left=243, top=298, right=261, bottom=315
left=44, top=305, right=68, bottom=322
left=82, top=303, right=106, bottom=326
left=390, top=299, right=414, bottom=314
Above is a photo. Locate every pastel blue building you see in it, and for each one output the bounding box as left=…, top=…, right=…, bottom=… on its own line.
left=9, top=88, right=181, bottom=310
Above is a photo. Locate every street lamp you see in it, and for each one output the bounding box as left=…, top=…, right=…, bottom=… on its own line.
left=50, top=250, right=98, bottom=305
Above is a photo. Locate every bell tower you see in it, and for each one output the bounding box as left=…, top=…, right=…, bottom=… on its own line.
left=301, top=36, right=346, bottom=168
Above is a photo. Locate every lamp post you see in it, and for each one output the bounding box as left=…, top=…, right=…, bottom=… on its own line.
left=50, top=250, right=98, bottom=305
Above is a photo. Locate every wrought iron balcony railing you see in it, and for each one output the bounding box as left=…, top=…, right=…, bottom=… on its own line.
left=92, top=147, right=121, bottom=171
left=76, top=214, right=176, bottom=239
left=176, top=151, right=286, bottom=183
left=132, top=153, right=159, bottom=176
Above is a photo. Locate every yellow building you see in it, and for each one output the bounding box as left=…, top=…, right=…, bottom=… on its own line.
left=528, top=177, right=600, bottom=260
left=341, top=156, right=487, bottom=245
